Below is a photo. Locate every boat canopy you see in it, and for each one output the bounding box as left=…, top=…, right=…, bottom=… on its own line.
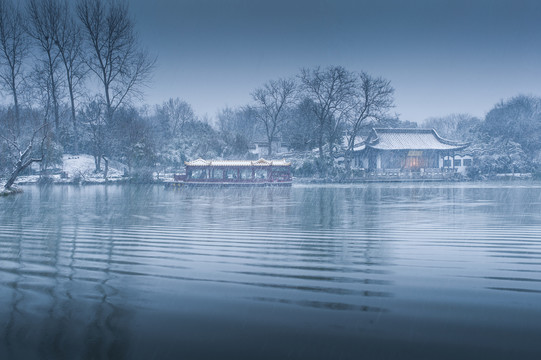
left=185, top=158, right=291, bottom=167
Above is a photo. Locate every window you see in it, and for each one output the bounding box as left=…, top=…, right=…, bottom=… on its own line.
left=254, top=168, right=268, bottom=179
left=224, top=169, right=236, bottom=179
left=443, top=160, right=451, bottom=167
left=240, top=169, right=252, bottom=180
left=190, top=169, right=207, bottom=179
left=463, top=159, right=472, bottom=166
left=211, top=169, right=224, bottom=179
left=454, top=159, right=462, bottom=167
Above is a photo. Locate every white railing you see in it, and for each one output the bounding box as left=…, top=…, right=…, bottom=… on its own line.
left=361, top=168, right=458, bottom=179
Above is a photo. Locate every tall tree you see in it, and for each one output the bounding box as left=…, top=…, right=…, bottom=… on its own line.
left=53, top=0, right=86, bottom=153
left=26, top=0, right=63, bottom=132
left=77, top=0, right=155, bottom=120
left=251, top=78, right=296, bottom=156
left=282, top=98, right=319, bottom=151
left=79, top=97, right=107, bottom=172
left=299, top=66, right=356, bottom=170
left=482, top=95, right=541, bottom=155
left=0, top=0, right=28, bottom=135
left=156, top=98, right=196, bottom=138
left=217, top=106, right=258, bottom=143
left=344, top=72, right=394, bottom=171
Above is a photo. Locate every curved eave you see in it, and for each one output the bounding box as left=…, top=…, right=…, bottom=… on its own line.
left=186, top=164, right=291, bottom=167
left=365, top=128, right=470, bottom=151
left=431, top=129, right=470, bottom=147
left=367, top=144, right=469, bottom=151
left=185, top=158, right=291, bottom=167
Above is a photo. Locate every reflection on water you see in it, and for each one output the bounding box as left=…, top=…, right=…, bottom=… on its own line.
left=1, top=183, right=541, bottom=359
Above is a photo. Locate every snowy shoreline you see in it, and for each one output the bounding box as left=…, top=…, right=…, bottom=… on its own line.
left=2, top=154, right=537, bottom=195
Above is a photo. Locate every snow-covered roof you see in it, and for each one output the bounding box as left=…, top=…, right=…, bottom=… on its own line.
left=365, top=128, right=468, bottom=151
left=185, top=158, right=291, bottom=167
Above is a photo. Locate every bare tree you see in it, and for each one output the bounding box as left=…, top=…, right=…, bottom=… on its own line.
left=283, top=98, right=319, bottom=151
left=79, top=97, right=107, bottom=172
left=344, top=72, right=394, bottom=171
left=77, top=0, right=155, bottom=120
left=423, top=113, right=480, bottom=142
left=217, top=106, right=237, bottom=134
left=0, top=0, right=28, bottom=135
left=26, top=0, right=64, bottom=132
left=1, top=122, right=48, bottom=190
left=156, top=98, right=196, bottom=137
left=217, top=106, right=258, bottom=142
left=251, top=78, right=296, bottom=157
left=299, top=66, right=356, bottom=170
left=53, top=0, right=87, bottom=153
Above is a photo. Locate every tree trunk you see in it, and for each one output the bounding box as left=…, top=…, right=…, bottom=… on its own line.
left=267, top=138, right=273, bottom=157
left=103, top=155, right=109, bottom=181
left=69, top=83, right=78, bottom=154
left=104, top=80, right=113, bottom=122
left=318, top=134, right=326, bottom=176
left=4, top=158, right=41, bottom=190
left=344, top=135, right=356, bottom=174
left=51, top=75, right=60, bottom=131
left=48, top=54, right=60, bottom=131
left=94, top=155, right=101, bottom=172
left=344, top=150, right=352, bottom=173
left=329, top=138, right=334, bottom=161
left=12, top=80, right=20, bottom=137
left=52, top=88, right=60, bottom=131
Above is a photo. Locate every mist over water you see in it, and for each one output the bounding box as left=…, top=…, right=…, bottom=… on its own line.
left=1, top=183, right=540, bottom=359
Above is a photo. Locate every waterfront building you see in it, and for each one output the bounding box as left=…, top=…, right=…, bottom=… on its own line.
left=352, top=128, right=470, bottom=179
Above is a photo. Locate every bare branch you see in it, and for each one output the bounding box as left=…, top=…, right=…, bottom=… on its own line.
left=77, top=0, right=155, bottom=118
left=299, top=66, right=356, bottom=167
left=251, top=77, right=296, bottom=156
left=343, top=72, right=394, bottom=172
left=3, top=122, right=49, bottom=190
left=0, top=0, right=29, bottom=132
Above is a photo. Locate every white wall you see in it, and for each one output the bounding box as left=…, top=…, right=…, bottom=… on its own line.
left=440, top=155, right=473, bottom=174
left=249, top=142, right=288, bottom=158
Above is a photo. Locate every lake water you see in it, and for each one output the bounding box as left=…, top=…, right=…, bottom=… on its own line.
left=1, top=183, right=541, bottom=359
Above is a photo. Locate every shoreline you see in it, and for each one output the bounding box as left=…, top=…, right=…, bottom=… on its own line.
left=5, top=174, right=537, bottom=187
left=2, top=177, right=540, bottom=197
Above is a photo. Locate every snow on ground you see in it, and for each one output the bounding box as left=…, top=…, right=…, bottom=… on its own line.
left=14, top=154, right=126, bottom=185
left=60, top=154, right=125, bottom=182
left=3, top=154, right=179, bottom=187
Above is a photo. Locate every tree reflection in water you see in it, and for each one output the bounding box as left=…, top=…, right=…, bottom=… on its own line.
left=0, top=184, right=540, bottom=359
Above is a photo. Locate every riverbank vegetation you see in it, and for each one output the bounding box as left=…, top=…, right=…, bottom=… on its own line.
left=1, top=0, right=540, bottom=191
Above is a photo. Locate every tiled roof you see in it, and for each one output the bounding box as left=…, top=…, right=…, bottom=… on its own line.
left=366, top=128, right=468, bottom=151
left=185, top=158, right=291, bottom=167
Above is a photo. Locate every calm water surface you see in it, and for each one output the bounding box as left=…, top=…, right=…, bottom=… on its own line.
left=1, top=183, right=541, bottom=359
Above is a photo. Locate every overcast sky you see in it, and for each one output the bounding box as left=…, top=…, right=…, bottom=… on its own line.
left=129, top=0, right=541, bottom=123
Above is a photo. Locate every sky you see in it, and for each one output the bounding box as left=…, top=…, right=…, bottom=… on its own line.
left=128, top=0, right=541, bottom=123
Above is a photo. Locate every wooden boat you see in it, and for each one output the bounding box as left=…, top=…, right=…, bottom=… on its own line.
left=168, top=158, right=292, bottom=187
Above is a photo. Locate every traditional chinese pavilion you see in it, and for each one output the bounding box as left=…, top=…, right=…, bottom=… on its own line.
left=180, top=158, right=292, bottom=186
left=353, top=128, right=469, bottom=171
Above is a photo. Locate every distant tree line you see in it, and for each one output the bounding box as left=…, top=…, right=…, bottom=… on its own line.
left=423, top=95, right=541, bottom=176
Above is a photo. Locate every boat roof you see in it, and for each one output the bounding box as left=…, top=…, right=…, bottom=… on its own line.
left=365, top=128, right=469, bottom=151
left=185, top=158, right=291, bottom=167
